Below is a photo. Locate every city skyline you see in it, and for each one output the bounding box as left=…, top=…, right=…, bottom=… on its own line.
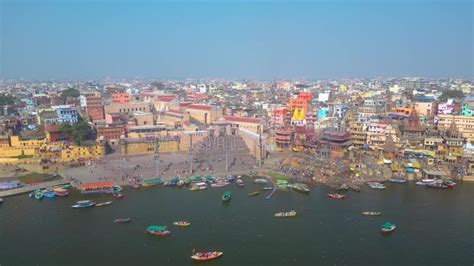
left=1, top=0, right=473, bottom=79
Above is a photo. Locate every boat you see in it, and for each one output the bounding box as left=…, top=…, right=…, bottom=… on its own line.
left=211, top=182, right=229, bottom=188
left=113, top=185, right=123, bottom=192
left=113, top=218, right=131, bottom=223
left=415, top=181, right=426, bottom=186
left=191, top=251, right=223, bottom=261
left=142, top=177, right=162, bottom=187
left=96, top=201, right=113, bottom=207
left=0, top=198, right=3, bottom=205
left=266, top=188, right=277, bottom=200
left=225, top=175, right=235, bottom=182
left=177, top=180, right=185, bottom=187
left=43, top=191, right=56, bottom=199
left=34, top=190, right=44, bottom=200
left=292, top=183, right=310, bottom=193
left=173, top=221, right=191, bottom=227
left=112, top=192, right=125, bottom=199
left=362, top=211, right=381, bottom=216
left=248, top=191, right=259, bottom=196
left=426, top=182, right=449, bottom=189
left=146, top=225, right=171, bottom=236
left=222, top=191, right=232, bottom=202
left=368, top=182, right=386, bottom=190
left=71, top=200, right=96, bottom=208
left=29, top=192, right=34, bottom=198
left=274, top=210, right=296, bottom=218
left=444, top=180, right=457, bottom=188
left=236, top=179, right=244, bottom=187
left=253, top=178, right=268, bottom=184
left=130, top=183, right=140, bottom=189
left=55, top=190, right=69, bottom=197
left=292, top=147, right=300, bottom=152
left=327, top=193, right=346, bottom=199
left=388, top=178, right=407, bottom=184
left=189, top=183, right=207, bottom=191
left=381, top=222, right=396, bottom=233
left=263, top=186, right=274, bottom=191
left=422, top=179, right=435, bottom=183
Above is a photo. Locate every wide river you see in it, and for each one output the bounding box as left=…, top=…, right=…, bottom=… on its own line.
left=1, top=180, right=473, bottom=265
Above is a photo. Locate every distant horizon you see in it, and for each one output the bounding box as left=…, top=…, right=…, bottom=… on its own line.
left=1, top=0, right=473, bottom=79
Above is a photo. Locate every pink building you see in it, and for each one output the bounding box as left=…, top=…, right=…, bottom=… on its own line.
left=271, top=107, right=287, bottom=127
left=111, top=93, right=130, bottom=104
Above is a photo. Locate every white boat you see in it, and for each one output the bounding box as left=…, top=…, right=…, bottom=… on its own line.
left=71, top=200, right=96, bottom=208
left=274, top=210, right=296, bottom=218
left=415, top=181, right=426, bottom=186
left=96, top=201, right=112, bottom=207
left=422, top=179, right=435, bottom=183
left=254, top=178, right=268, bottom=184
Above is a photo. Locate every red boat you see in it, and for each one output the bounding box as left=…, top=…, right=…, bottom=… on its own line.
left=327, top=193, right=346, bottom=199
left=191, top=251, right=223, bottom=261
left=55, top=191, right=69, bottom=197
left=112, top=193, right=124, bottom=199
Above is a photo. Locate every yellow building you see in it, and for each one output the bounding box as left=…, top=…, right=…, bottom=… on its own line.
left=0, top=136, right=46, bottom=157
left=60, top=143, right=105, bottom=162
left=119, top=136, right=180, bottom=155
left=438, top=114, right=474, bottom=142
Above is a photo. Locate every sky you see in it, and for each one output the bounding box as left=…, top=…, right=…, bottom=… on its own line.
left=1, top=0, right=473, bottom=80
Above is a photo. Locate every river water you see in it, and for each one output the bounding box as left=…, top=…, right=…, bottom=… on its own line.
left=1, top=180, right=473, bottom=265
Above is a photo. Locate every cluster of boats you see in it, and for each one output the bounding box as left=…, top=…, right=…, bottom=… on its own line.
left=29, top=185, right=71, bottom=200
left=415, top=179, right=456, bottom=189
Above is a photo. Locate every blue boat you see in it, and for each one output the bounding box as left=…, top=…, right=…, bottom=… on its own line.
left=34, top=190, right=44, bottom=200
left=44, top=191, right=56, bottom=199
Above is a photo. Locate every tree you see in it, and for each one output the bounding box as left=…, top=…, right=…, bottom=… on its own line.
left=59, top=88, right=80, bottom=104
left=0, top=94, right=15, bottom=106
left=438, top=90, right=464, bottom=102
left=59, top=123, right=72, bottom=140
left=71, top=120, right=92, bottom=145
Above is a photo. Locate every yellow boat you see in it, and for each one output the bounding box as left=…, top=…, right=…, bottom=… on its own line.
left=292, top=147, right=300, bottom=152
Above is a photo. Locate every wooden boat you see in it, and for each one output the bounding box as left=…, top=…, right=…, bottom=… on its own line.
left=415, top=181, right=426, bottom=186
left=71, top=200, right=96, bottom=208
left=362, top=211, right=381, bottom=216
left=55, top=190, right=69, bottom=197
left=112, top=192, right=125, bottom=199
left=368, top=182, right=386, bottom=190
left=146, top=225, right=171, bottom=236
left=236, top=179, right=244, bottom=187
left=130, top=183, right=140, bottom=189
left=248, top=191, right=259, bottom=196
left=381, top=222, right=396, bottom=233
left=263, top=186, right=274, bottom=191
left=274, top=210, right=296, bottom=218
left=253, top=178, right=268, bottom=184
left=422, top=179, right=435, bottom=183
left=426, top=182, right=449, bottom=189
left=292, top=147, right=300, bottom=152
left=222, top=191, right=232, bottom=202
left=327, top=193, right=346, bottom=199
left=191, top=251, right=223, bottom=261
left=177, top=180, right=185, bottom=187
left=113, top=218, right=131, bottom=223
left=173, top=221, right=191, bottom=227
left=142, top=177, right=162, bottom=187
left=96, top=201, right=112, bottom=207
left=444, top=180, right=456, bottom=188
left=211, top=182, right=229, bottom=188
left=0, top=198, right=3, bottom=205
left=292, top=183, right=310, bottom=193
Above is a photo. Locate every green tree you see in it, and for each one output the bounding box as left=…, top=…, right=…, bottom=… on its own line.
left=59, top=88, right=80, bottom=104
left=59, top=123, right=72, bottom=140
left=0, top=94, right=15, bottom=106
left=438, top=90, right=464, bottom=102
left=71, top=120, right=92, bottom=145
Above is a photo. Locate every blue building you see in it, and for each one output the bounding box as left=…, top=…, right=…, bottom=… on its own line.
left=52, top=105, right=79, bottom=125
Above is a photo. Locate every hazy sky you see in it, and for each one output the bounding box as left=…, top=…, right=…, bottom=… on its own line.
left=1, top=0, right=473, bottom=79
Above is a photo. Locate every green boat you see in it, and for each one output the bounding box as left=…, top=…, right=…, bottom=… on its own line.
left=184, top=178, right=191, bottom=184
left=381, top=222, right=396, bottom=233
left=192, top=176, right=202, bottom=182
left=222, top=191, right=232, bottom=202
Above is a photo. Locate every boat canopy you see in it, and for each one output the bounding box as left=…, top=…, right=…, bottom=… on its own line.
left=382, top=222, right=394, bottom=228
left=192, top=176, right=202, bottom=181
left=223, top=191, right=232, bottom=196
left=147, top=225, right=166, bottom=231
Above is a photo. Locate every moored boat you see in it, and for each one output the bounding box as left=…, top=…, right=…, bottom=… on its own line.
left=130, top=183, right=140, bottom=189
left=96, top=201, right=112, bottom=207
left=274, top=210, right=296, bottom=218
left=262, top=186, right=274, bottom=191
left=191, top=251, right=223, bottom=261
left=327, top=193, right=346, bottom=199
left=362, top=211, right=381, bottom=216
left=388, top=178, right=407, bottom=184
left=381, top=222, right=396, bottom=233
left=253, top=178, right=268, bottom=184
left=112, top=192, right=125, bottom=199
left=34, top=190, right=44, bottom=200
left=146, top=225, right=171, bottom=236
left=211, top=181, right=229, bottom=188
left=222, top=191, right=232, bottom=202
left=415, top=181, right=426, bottom=186
left=113, top=218, right=131, bottom=223
left=426, top=182, right=449, bottom=189
left=55, top=191, right=69, bottom=197
left=173, top=221, right=191, bottom=227
left=236, top=179, right=244, bottom=187
left=71, top=200, right=96, bottom=208
left=43, top=191, right=56, bottom=199
left=292, top=183, right=310, bottom=193
left=368, top=182, right=386, bottom=190
left=0, top=198, right=3, bottom=205
left=422, top=179, right=435, bottom=183
left=248, top=191, right=259, bottom=196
